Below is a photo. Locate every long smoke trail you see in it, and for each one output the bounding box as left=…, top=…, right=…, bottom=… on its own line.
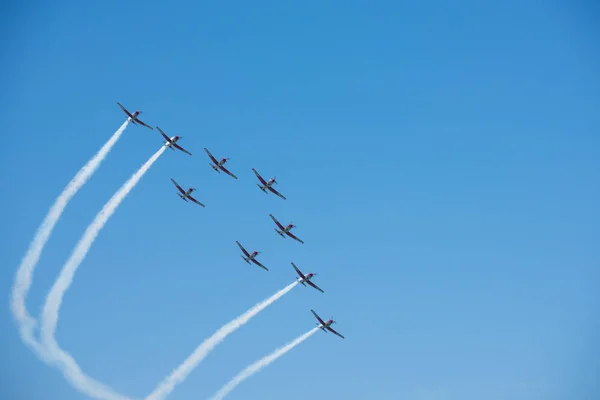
left=10, top=120, right=129, bottom=361
left=38, top=145, right=166, bottom=400
left=209, top=327, right=319, bottom=400
left=145, top=281, right=299, bottom=400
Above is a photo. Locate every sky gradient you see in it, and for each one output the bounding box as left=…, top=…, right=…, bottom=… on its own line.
left=1, top=1, right=599, bottom=399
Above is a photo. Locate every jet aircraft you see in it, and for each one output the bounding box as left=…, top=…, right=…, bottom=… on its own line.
left=292, top=263, right=324, bottom=293
left=204, top=148, right=238, bottom=179
left=236, top=241, right=268, bottom=271
left=252, top=168, right=286, bottom=199
left=270, top=214, right=304, bottom=244
left=311, top=309, right=344, bottom=339
left=116, top=102, right=153, bottom=130
left=170, top=178, right=205, bottom=207
left=157, top=127, right=192, bottom=155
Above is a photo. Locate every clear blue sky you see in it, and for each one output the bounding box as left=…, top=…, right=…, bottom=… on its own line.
left=1, top=1, right=599, bottom=399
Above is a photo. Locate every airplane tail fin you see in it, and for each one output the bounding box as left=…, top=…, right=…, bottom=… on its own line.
left=275, top=229, right=285, bottom=237
left=241, top=255, right=250, bottom=264
left=256, top=184, right=267, bottom=193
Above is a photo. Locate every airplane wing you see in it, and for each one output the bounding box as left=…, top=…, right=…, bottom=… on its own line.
left=219, top=166, right=238, bottom=179
left=269, top=214, right=286, bottom=230
left=252, top=168, right=267, bottom=185
left=157, top=127, right=171, bottom=143
left=170, top=178, right=186, bottom=195
left=117, top=102, right=134, bottom=119
left=236, top=241, right=251, bottom=258
left=134, top=118, right=153, bottom=130
left=251, top=259, right=269, bottom=271
left=311, top=309, right=327, bottom=326
left=326, top=326, right=345, bottom=339
left=204, top=148, right=219, bottom=165
left=285, top=231, right=304, bottom=244
left=187, top=194, right=205, bottom=207
left=306, top=280, right=324, bottom=293
left=173, top=142, right=192, bottom=156
left=267, top=186, right=286, bottom=200
left=291, top=262, right=306, bottom=280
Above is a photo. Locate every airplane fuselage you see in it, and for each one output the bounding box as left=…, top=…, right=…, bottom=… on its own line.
left=319, top=320, right=334, bottom=331
left=128, top=111, right=141, bottom=123
left=276, top=223, right=295, bottom=237
left=178, top=187, right=194, bottom=201
left=165, top=135, right=180, bottom=148
left=298, top=272, right=314, bottom=285
left=211, top=158, right=227, bottom=172
left=259, top=179, right=276, bottom=191
left=243, top=251, right=259, bottom=263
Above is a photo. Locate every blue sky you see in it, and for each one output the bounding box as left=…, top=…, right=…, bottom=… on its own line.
left=1, top=1, right=599, bottom=399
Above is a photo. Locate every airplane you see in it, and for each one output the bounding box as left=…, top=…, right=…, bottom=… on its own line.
left=311, top=309, right=344, bottom=339
left=116, top=102, right=153, bottom=130
left=269, top=214, right=304, bottom=244
left=292, top=262, right=324, bottom=293
left=170, top=178, right=205, bottom=207
left=157, top=127, right=192, bottom=156
left=252, top=168, right=286, bottom=200
left=204, top=148, right=238, bottom=179
left=236, top=241, right=268, bottom=271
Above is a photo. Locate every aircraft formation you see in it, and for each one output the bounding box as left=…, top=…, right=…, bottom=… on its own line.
left=118, top=102, right=345, bottom=340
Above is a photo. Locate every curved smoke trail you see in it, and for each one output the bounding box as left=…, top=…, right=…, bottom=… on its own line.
left=145, top=281, right=298, bottom=400
left=39, top=146, right=166, bottom=400
left=209, top=327, right=319, bottom=400
left=11, top=120, right=129, bottom=361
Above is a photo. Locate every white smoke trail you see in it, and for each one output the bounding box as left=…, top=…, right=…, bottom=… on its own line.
left=39, top=145, right=166, bottom=400
left=209, top=327, right=319, bottom=400
left=145, top=281, right=298, bottom=400
left=10, top=120, right=129, bottom=361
